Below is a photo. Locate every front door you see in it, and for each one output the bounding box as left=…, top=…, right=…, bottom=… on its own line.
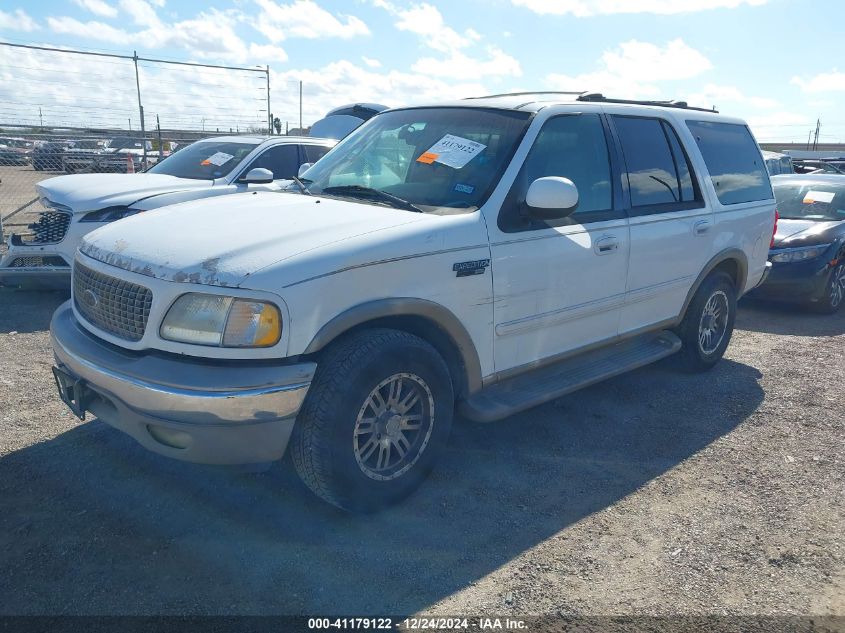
left=489, top=112, right=630, bottom=376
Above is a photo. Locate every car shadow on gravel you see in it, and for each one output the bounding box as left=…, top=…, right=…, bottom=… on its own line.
left=0, top=289, right=68, bottom=333
left=737, top=298, right=845, bottom=337
left=0, top=358, right=763, bottom=615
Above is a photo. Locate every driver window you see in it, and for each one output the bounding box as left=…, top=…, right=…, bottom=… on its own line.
left=511, top=114, right=613, bottom=217
left=244, top=144, right=300, bottom=180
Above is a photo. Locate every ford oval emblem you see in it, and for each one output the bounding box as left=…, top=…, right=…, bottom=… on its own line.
left=81, top=288, right=99, bottom=309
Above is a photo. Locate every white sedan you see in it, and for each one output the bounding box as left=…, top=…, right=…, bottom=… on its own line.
left=0, top=135, right=335, bottom=288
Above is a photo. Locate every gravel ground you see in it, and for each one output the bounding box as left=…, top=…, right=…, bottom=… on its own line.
left=0, top=288, right=842, bottom=621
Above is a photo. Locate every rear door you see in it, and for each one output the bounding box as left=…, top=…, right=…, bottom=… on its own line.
left=608, top=113, right=714, bottom=333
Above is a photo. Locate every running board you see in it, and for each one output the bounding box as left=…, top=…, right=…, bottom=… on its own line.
left=460, top=330, right=682, bottom=423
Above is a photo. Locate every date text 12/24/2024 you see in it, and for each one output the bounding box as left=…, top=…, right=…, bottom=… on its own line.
left=307, top=617, right=528, bottom=630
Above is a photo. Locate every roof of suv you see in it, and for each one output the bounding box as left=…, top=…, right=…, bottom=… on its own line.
left=193, top=135, right=334, bottom=145
left=402, top=91, right=737, bottom=121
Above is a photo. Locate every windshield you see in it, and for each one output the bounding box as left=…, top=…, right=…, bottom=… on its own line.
left=300, top=107, right=532, bottom=213
left=72, top=140, right=102, bottom=150
left=774, top=181, right=845, bottom=221
left=148, top=141, right=258, bottom=180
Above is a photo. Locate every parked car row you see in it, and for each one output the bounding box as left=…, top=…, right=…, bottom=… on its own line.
left=3, top=93, right=809, bottom=513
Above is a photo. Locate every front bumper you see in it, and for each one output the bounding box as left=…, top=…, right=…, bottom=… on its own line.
left=50, top=301, right=315, bottom=464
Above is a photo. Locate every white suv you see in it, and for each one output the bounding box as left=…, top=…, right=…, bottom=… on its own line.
left=49, top=93, right=776, bottom=512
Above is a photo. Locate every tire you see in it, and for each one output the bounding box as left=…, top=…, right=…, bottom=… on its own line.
left=674, top=272, right=737, bottom=372
left=811, top=263, right=845, bottom=314
left=290, top=328, right=454, bottom=512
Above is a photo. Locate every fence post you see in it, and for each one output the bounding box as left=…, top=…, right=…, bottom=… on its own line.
left=156, top=114, right=163, bottom=160
left=133, top=50, right=148, bottom=170
left=266, top=65, right=272, bottom=135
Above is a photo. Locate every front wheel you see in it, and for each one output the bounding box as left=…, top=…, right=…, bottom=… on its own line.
left=812, top=263, right=845, bottom=314
left=290, top=329, right=454, bottom=512
left=675, top=272, right=737, bottom=372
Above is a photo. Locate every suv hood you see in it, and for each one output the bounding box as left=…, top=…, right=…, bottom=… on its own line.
left=37, top=173, right=211, bottom=213
left=773, top=218, right=842, bottom=247
left=79, top=192, right=428, bottom=287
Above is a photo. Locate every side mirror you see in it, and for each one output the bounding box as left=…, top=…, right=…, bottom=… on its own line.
left=525, top=177, right=579, bottom=220
left=240, top=167, right=274, bottom=184
left=298, top=162, right=313, bottom=179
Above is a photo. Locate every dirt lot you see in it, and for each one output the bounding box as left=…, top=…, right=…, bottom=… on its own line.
left=0, top=289, right=842, bottom=621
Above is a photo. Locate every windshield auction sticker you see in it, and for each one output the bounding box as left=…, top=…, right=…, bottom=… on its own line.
left=417, top=134, right=486, bottom=169
left=201, top=151, right=235, bottom=167
left=803, top=190, right=835, bottom=204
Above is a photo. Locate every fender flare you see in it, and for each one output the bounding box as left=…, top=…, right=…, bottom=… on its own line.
left=303, top=298, right=484, bottom=395
left=679, top=248, right=749, bottom=321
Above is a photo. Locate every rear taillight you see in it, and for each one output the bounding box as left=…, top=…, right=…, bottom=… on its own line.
left=771, top=209, right=779, bottom=249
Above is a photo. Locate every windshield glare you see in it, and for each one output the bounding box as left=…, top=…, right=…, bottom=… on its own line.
left=148, top=141, right=257, bottom=180
left=773, top=182, right=845, bottom=221
left=301, top=107, right=532, bottom=212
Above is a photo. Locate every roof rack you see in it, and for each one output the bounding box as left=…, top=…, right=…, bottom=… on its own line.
left=463, top=91, right=585, bottom=100
left=576, top=93, right=718, bottom=113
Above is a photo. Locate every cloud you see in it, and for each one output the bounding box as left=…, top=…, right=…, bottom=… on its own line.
left=546, top=39, right=711, bottom=98
left=790, top=71, right=845, bottom=93
left=47, top=16, right=129, bottom=43
left=253, top=0, right=370, bottom=42
left=47, top=4, right=287, bottom=65
left=271, top=59, right=491, bottom=124
left=747, top=111, right=813, bottom=142
left=72, top=0, right=118, bottom=18
left=685, top=83, right=778, bottom=110
left=412, top=46, right=522, bottom=80
left=377, top=1, right=479, bottom=53
left=362, top=56, right=382, bottom=68
left=374, top=2, right=521, bottom=80
left=0, top=8, right=39, bottom=31
left=512, top=0, right=770, bottom=16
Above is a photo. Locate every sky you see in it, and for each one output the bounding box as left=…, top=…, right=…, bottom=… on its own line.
left=0, top=0, right=843, bottom=142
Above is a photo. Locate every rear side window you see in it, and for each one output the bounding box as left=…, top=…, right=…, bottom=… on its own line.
left=612, top=116, right=700, bottom=209
left=686, top=121, right=772, bottom=205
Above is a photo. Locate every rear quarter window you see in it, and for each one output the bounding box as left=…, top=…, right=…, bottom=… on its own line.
left=686, top=121, right=772, bottom=205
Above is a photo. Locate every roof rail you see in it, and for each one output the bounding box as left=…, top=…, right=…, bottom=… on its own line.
left=576, top=93, right=718, bottom=113
left=464, top=91, right=586, bottom=100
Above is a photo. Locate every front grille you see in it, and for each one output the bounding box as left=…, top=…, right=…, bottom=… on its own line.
left=10, top=256, right=68, bottom=268
left=73, top=262, right=152, bottom=342
left=22, top=210, right=72, bottom=245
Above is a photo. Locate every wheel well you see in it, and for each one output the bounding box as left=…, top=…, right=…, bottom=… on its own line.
left=711, top=258, right=741, bottom=290
left=309, top=315, right=470, bottom=399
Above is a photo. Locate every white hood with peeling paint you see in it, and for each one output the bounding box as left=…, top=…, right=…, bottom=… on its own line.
left=79, top=191, right=435, bottom=287
left=37, top=173, right=212, bottom=213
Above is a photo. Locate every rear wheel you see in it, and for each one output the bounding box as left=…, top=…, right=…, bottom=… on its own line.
left=812, top=262, right=845, bottom=314
left=290, top=329, right=454, bottom=512
left=675, top=272, right=737, bottom=372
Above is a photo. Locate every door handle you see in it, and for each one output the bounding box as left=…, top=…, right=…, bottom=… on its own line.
left=594, top=235, right=619, bottom=255
left=693, top=220, right=711, bottom=236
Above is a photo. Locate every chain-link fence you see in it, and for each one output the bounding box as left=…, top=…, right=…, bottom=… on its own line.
left=0, top=41, right=282, bottom=248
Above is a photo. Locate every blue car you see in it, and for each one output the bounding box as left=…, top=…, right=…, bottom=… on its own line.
left=753, top=174, right=845, bottom=313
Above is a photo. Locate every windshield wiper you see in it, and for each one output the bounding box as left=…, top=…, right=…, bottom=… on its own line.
left=320, top=185, right=422, bottom=213
left=291, top=176, right=312, bottom=195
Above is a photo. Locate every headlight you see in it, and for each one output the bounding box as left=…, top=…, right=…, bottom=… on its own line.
left=769, top=243, right=831, bottom=263
left=160, top=293, right=282, bottom=348
left=80, top=206, right=142, bottom=222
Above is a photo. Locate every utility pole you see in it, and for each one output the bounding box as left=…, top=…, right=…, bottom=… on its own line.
left=299, top=80, right=303, bottom=133
left=266, top=65, right=272, bottom=135
left=39, top=106, right=43, bottom=130
left=813, top=118, right=821, bottom=151
left=156, top=114, right=163, bottom=158
left=807, top=130, right=812, bottom=150
left=132, top=50, right=148, bottom=170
